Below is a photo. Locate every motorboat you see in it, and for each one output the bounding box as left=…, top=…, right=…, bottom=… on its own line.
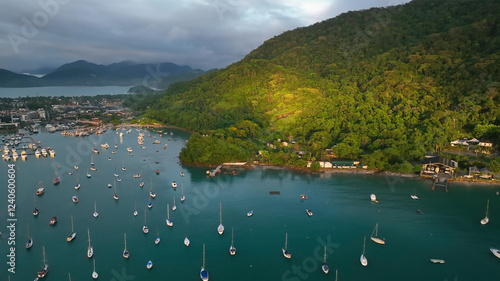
left=306, top=209, right=313, bottom=216
left=49, top=216, right=57, bottom=226
left=72, top=196, right=79, bottom=203
left=247, top=210, right=253, bottom=217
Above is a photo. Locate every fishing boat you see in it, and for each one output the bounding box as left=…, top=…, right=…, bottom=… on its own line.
left=113, top=182, right=119, bottom=200
left=172, top=196, right=177, bottom=211
left=370, top=194, right=377, bottom=202
left=490, top=248, right=500, bottom=259
left=321, top=246, right=329, bottom=274
left=155, top=229, right=160, bottom=244
left=360, top=236, right=368, bottom=266
left=37, top=246, right=49, bottom=278
left=172, top=181, right=177, bottom=188
left=74, top=173, right=80, bottom=190
left=430, top=259, right=445, bottom=264
left=53, top=177, right=60, bottom=185
left=200, top=244, right=209, bottom=281
left=36, top=187, right=45, bottom=196
left=72, top=196, right=79, bottom=203
left=247, top=210, right=253, bottom=217
left=87, top=228, right=93, bottom=258
left=147, top=260, right=153, bottom=270
left=143, top=210, right=149, bottom=234
left=49, top=216, right=57, bottom=226
left=133, top=203, right=138, bottom=216
left=92, top=258, right=98, bottom=279
left=93, top=201, right=98, bottom=218
left=26, top=224, right=33, bottom=249
left=184, top=237, right=190, bottom=247
left=370, top=223, right=385, bottom=245
left=282, top=233, right=291, bottom=258
left=123, top=233, right=130, bottom=258
left=481, top=199, right=490, bottom=225
left=166, top=204, right=173, bottom=226
left=217, top=202, right=224, bottom=235
left=66, top=216, right=76, bottom=242
left=180, top=184, right=185, bottom=202
left=306, top=209, right=313, bottom=216
left=229, top=228, right=236, bottom=255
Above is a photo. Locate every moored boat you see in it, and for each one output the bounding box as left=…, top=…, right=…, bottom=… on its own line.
left=306, top=209, right=313, bottom=216
left=282, top=233, right=291, bottom=259
left=49, top=216, right=57, bottom=226
left=490, top=248, right=500, bottom=259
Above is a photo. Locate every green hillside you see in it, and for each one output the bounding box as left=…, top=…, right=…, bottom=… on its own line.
left=145, top=0, right=500, bottom=170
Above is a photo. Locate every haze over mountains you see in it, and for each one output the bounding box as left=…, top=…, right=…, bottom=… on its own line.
left=0, top=60, right=205, bottom=88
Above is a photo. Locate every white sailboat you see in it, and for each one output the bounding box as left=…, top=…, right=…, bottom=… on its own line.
left=74, top=173, right=80, bottom=190
left=360, top=236, right=368, bottom=266
left=147, top=260, right=153, bottom=270
left=172, top=196, right=177, bottom=211
left=180, top=184, right=185, bottom=202
left=90, top=155, right=94, bottom=166
left=26, top=224, right=33, bottom=249
left=66, top=216, right=76, bottom=242
left=200, top=244, right=209, bottom=281
left=217, top=202, right=224, bottom=235
left=155, top=228, right=160, bottom=244
left=92, top=258, right=98, bottom=279
left=184, top=237, right=190, bottom=247
left=87, top=228, right=93, bottom=258
left=481, top=199, right=490, bottom=225
left=282, top=233, right=291, bottom=258
left=113, top=182, right=119, bottom=200
left=93, top=201, right=98, bottom=218
left=122, top=160, right=126, bottom=171
left=410, top=187, right=418, bottom=200
left=229, top=228, right=236, bottom=255
left=166, top=203, right=173, bottom=227
left=37, top=246, right=48, bottom=278
left=370, top=223, right=385, bottom=245
left=321, top=246, right=329, bottom=274
left=123, top=233, right=130, bottom=259
left=33, top=194, right=39, bottom=216
left=133, top=203, right=138, bottom=216
left=143, top=210, right=149, bottom=234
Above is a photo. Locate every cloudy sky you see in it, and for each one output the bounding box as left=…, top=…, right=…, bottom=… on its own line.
left=0, top=0, right=411, bottom=73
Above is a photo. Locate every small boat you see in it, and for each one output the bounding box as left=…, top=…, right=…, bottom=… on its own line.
left=113, top=172, right=118, bottom=177
left=410, top=188, right=418, bottom=200
left=490, top=248, right=500, bottom=259
left=147, top=260, right=153, bottom=270
left=180, top=184, right=185, bottom=202
left=74, top=165, right=78, bottom=170
left=92, top=148, right=99, bottom=154
left=154, top=229, right=160, bottom=244
left=156, top=169, right=160, bottom=175
left=126, top=147, right=133, bottom=153
left=149, top=189, right=156, bottom=198
left=416, top=209, right=424, bottom=215
left=430, top=259, right=445, bottom=264
left=360, top=236, right=368, bottom=266
left=180, top=171, right=184, bottom=176
left=90, top=156, right=94, bottom=166
left=72, top=196, right=79, bottom=203
left=108, top=157, right=112, bottom=161
left=90, top=167, right=97, bottom=171
left=113, top=182, right=119, bottom=200
left=36, top=187, right=45, bottom=196
left=122, top=161, right=126, bottom=171
left=481, top=199, right=490, bottom=225
left=107, top=183, right=112, bottom=188
left=53, top=177, right=60, bottom=185
left=148, top=201, right=153, bottom=209
left=370, top=223, right=385, bottom=245
left=26, top=224, right=33, bottom=249
left=86, top=171, right=91, bottom=178
left=217, top=202, right=224, bottom=235
left=49, top=216, right=57, bottom=226
left=35, top=149, right=41, bottom=158
left=200, top=244, right=209, bottom=281
left=134, top=173, right=141, bottom=178
left=74, top=173, right=80, bottom=190
left=247, top=210, right=253, bottom=217
left=282, top=233, right=291, bottom=258
left=37, top=246, right=49, bottom=278
left=300, top=194, right=308, bottom=200
left=133, top=203, right=138, bottom=216
left=117, top=178, right=121, bottom=182
left=370, top=194, right=377, bottom=202
left=229, top=228, right=236, bottom=256
left=321, top=246, right=329, bottom=274
left=92, top=258, right=98, bottom=279
left=139, top=181, right=145, bottom=188
left=153, top=140, right=161, bottom=144
left=306, top=209, right=313, bottom=216
left=33, top=195, right=39, bottom=216
left=172, top=196, right=177, bottom=211
left=93, top=201, right=98, bottom=218
left=172, top=181, right=177, bottom=188
left=184, top=237, right=190, bottom=247
left=166, top=203, right=173, bottom=227
left=66, top=216, right=76, bottom=242
left=87, top=228, right=93, bottom=258
left=143, top=210, right=149, bottom=234
left=123, top=233, right=130, bottom=259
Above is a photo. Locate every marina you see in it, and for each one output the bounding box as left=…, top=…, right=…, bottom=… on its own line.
left=0, top=127, right=499, bottom=281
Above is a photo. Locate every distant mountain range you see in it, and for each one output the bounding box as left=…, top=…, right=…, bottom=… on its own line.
left=0, top=60, right=206, bottom=88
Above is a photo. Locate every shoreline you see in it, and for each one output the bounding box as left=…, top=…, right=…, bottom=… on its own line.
left=116, top=123, right=196, bottom=133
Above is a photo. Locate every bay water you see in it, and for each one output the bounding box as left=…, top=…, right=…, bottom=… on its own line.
left=1, top=128, right=499, bottom=281
left=0, top=86, right=131, bottom=98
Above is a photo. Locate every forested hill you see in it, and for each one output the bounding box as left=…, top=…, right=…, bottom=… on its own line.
left=145, top=0, right=500, bottom=169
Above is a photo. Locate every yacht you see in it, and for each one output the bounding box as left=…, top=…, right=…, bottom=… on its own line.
left=53, top=177, right=60, bottom=185
left=430, top=259, right=445, bottom=264
left=49, top=216, right=57, bottom=226
left=37, top=246, right=49, bottom=278
left=149, top=189, right=156, bottom=198
left=481, top=199, right=490, bottom=225
left=113, top=182, right=119, bottom=200
left=87, top=228, right=93, bottom=258
left=184, top=237, right=190, bottom=247
left=360, top=236, right=368, bottom=266
left=282, top=233, right=291, bottom=258
left=200, top=244, right=209, bottom=281
left=306, top=209, right=313, bottom=216
left=92, top=258, right=98, bottom=279
left=41, top=148, right=47, bottom=157
left=229, top=228, right=236, bottom=256
left=123, top=233, right=130, bottom=259
left=147, top=260, right=153, bottom=270
left=74, top=173, right=80, bottom=190
left=36, top=187, right=45, bottom=196
left=133, top=203, right=138, bottom=216
left=166, top=204, right=173, bottom=226
left=171, top=181, right=177, bottom=188
left=66, top=216, right=76, bottom=242
left=26, top=224, right=33, bottom=249
left=155, top=229, right=160, bottom=244
left=72, top=196, right=79, bottom=203
left=139, top=181, right=145, bottom=188
left=122, top=161, right=126, bottom=171
left=143, top=210, right=149, bottom=234
left=148, top=201, right=153, bottom=209
left=370, top=223, right=385, bottom=245
left=217, top=202, right=224, bottom=235
left=35, top=149, right=41, bottom=158
left=247, top=210, right=253, bottom=217
left=126, top=147, right=133, bottom=153
left=321, top=246, right=329, bottom=274
left=33, top=195, right=39, bottom=216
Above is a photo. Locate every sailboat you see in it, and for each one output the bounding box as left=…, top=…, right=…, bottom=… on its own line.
left=229, top=228, right=236, bottom=255
left=90, top=155, right=94, bottom=166
left=86, top=170, right=91, bottom=178
left=155, top=228, right=160, bottom=244
left=166, top=204, right=173, bottom=226
left=26, top=224, right=33, bottom=249
left=37, top=246, right=48, bottom=278
left=200, top=244, right=209, bottom=281
left=122, top=161, right=126, bottom=171
left=410, top=187, right=418, bottom=200
left=123, top=233, right=130, bottom=258
left=282, top=233, right=291, bottom=258
left=217, top=202, right=224, bottom=235
left=87, top=228, right=93, bottom=258
left=66, top=216, right=76, bottom=242
left=74, top=173, right=80, bottom=190
left=143, top=210, right=149, bottom=234
left=133, top=203, right=138, bottom=216
left=481, top=199, right=490, bottom=225
left=370, top=223, right=385, bottom=245
left=33, top=194, right=39, bottom=216
left=92, top=258, right=98, bottom=279
left=180, top=184, right=185, bottom=202
left=184, top=237, right=190, bottom=247
left=321, top=246, right=329, bottom=274
left=172, top=196, right=177, bottom=211
left=93, top=201, right=98, bottom=218
left=113, top=182, right=119, bottom=200
left=360, top=236, right=368, bottom=266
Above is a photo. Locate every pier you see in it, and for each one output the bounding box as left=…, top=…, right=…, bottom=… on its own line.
left=208, top=165, right=223, bottom=177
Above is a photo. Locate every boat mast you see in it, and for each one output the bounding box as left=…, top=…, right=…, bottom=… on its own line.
left=202, top=244, right=206, bottom=268
left=486, top=199, right=490, bottom=218
left=362, top=236, right=366, bottom=255
left=231, top=228, right=234, bottom=247
left=124, top=233, right=127, bottom=251
left=285, top=233, right=288, bottom=250
left=87, top=228, right=91, bottom=248
left=167, top=204, right=170, bottom=219
left=219, top=202, right=222, bottom=225
left=323, top=246, right=327, bottom=263
left=70, top=216, right=74, bottom=233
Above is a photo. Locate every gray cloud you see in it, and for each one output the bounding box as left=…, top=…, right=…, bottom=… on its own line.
left=0, top=0, right=411, bottom=73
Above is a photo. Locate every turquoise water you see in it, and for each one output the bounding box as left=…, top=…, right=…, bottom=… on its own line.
left=0, top=86, right=131, bottom=98
left=1, top=129, right=499, bottom=281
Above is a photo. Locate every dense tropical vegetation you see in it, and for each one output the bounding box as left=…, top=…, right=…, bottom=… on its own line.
left=141, top=0, right=500, bottom=171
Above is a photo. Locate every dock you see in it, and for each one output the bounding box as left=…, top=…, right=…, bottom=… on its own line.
left=208, top=165, right=223, bottom=177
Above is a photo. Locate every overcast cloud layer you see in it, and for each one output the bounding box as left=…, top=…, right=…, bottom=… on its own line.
left=0, top=0, right=410, bottom=73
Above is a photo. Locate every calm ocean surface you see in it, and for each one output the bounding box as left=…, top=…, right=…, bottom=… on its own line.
left=1, top=128, right=499, bottom=281
left=0, top=86, right=131, bottom=98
